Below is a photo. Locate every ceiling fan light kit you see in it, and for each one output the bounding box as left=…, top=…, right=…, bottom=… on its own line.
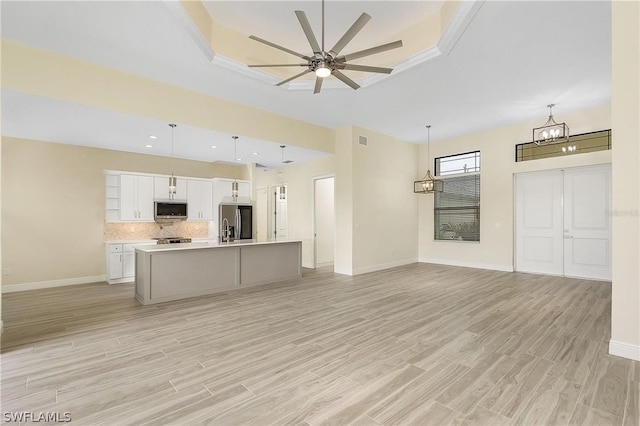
left=248, top=0, right=403, bottom=94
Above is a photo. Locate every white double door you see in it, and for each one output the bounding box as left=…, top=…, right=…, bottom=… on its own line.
left=515, top=164, right=611, bottom=280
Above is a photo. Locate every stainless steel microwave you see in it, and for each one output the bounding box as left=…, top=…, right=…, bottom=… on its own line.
left=154, top=201, right=188, bottom=221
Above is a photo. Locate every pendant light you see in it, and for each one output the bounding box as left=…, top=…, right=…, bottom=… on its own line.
left=231, top=136, right=239, bottom=200
left=168, top=123, right=177, bottom=198
left=414, top=125, right=443, bottom=194
left=279, top=145, right=287, bottom=199
left=533, top=104, right=569, bottom=145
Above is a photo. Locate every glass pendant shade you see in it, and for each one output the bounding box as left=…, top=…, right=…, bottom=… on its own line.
left=169, top=175, right=177, bottom=195
left=231, top=180, right=239, bottom=199
left=533, top=104, right=569, bottom=146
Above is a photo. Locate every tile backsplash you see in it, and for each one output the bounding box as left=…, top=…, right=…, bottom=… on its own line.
left=105, top=221, right=211, bottom=241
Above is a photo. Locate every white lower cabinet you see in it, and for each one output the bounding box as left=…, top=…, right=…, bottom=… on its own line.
left=123, top=247, right=136, bottom=278
left=107, top=242, right=154, bottom=284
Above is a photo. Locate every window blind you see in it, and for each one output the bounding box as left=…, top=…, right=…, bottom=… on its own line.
left=434, top=174, right=480, bottom=241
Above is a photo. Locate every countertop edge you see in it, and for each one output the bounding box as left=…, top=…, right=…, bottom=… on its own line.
left=134, top=240, right=302, bottom=253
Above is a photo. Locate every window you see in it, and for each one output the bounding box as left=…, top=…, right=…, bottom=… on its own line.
left=435, top=151, right=480, bottom=176
left=515, top=129, right=611, bottom=162
left=434, top=152, right=480, bottom=242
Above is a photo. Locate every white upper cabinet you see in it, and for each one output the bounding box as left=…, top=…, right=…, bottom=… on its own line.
left=120, top=175, right=154, bottom=221
left=154, top=176, right=187, bottom=201
left=187, top=179, right=213, bottom=220
left=106, top=171, right=247, bottom=224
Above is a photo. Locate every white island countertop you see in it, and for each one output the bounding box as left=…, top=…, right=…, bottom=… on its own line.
left=134, top=239, right=302, bottom=305
left=134, top=239, right=301, bottom=253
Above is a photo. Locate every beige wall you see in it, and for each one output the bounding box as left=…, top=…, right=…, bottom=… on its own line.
left=418, top=104, right=612, bottom=271
left=334, top=126, right=419, bottom=275
left=334, top=126, right=355, bottom=274
left=1, top=137, right=247, bottom=288
left=611, top=1, right=640, bottom=359
left=254, top=155, right=336, bottom=268
left=1, top=40, right=335, bottom=154
left=351, top=126, right=419, bottom=274
left=255, top=124, right=419, bottom=275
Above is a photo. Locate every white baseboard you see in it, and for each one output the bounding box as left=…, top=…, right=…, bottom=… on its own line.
left=1, top=275, right=107, bottom=293
left=352, top=258, right=418, bottom=276
left=419, top=257, right=514, bottom=273
left=609, top=340, right=640, bottom=361
left=315, top=261, right=334, bottom=269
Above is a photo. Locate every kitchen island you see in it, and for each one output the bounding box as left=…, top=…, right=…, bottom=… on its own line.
left=134, top=240, right=302, bottom=305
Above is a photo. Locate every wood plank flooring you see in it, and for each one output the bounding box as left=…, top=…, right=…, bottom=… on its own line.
left=1, top=263, right=639, bottom=425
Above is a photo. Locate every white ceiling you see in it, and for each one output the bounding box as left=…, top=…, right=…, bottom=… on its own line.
left=0, top=1, right=611, bottom=167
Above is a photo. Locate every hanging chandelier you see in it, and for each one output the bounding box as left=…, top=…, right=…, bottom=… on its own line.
left=414, top=125, right=443, bottom=194
left=533, top=104, right=569, bottom=145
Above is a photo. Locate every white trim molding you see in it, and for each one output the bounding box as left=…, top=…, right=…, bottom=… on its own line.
left=437, top=0, right=485, bottom=55
left=352, top=258, right=418, bottom=276
left=164, top=1, right=216, bottom=62
left=212, top=0, right=484, bottom=92
left=420, top=258, right=514, bottom=273
left=2, top=275, right=107, bottom=293
left=609, top=340, right=640, bottom=361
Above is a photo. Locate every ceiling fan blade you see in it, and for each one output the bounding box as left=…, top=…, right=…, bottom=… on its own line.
left=295, top=11, right=321, bottom=54
left=340, top=64, right=393, bottom=74
left=276, top=69, right=313, bottom=86
left=332, top=70, right=360, bottom=90
left=313, top=77, right=323, bottom=94
left=338, top=40, right=403, bottom=62
left=329, top=12, right=371, bottom=57
left=249, top=35, right=310, bottom=60
left=248, top=64, right=308, bottom=68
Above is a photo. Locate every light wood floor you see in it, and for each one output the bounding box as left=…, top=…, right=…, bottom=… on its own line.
left=2, top=263, right=639, bottom=425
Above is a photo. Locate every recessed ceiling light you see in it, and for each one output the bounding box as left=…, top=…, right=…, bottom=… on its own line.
left=237, top=158, right=242, bottom=161
left=252, top=152, right=259, bottom=155
left=145, top=144, right=153, bottom=148
left=211, top=145, right=217, bottom=149
left=148, top=135, right=157, bottom=139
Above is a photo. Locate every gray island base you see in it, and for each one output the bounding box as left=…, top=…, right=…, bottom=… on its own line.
left=134, top=240, right=302, bottom=305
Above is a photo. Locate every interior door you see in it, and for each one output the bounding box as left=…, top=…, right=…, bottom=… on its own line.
left=563, top=165, right=611, bottom=280
left=314, top=177, right=335, bottom=267
left=515, top=165, right=612, bottom=280
left=273, top=185, right=288, bottom=241
left=515, top=170, right=564, bottom=275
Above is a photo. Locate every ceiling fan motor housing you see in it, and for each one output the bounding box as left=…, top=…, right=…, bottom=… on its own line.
left=310, top=52, right=336, bottom=73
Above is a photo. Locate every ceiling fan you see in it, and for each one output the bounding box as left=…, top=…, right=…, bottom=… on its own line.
left=247, top=0, right=403, bottom=94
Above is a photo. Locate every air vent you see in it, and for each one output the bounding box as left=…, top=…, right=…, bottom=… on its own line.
left=358, top=136, right=368, bottom=146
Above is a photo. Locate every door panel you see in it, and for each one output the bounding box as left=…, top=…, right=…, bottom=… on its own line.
left=515, top=170, right=563, bottom=275
left=515, top=165, right=611, bottom=280
left=563, top=165, right=611, bottom=279
left=314, top=177, right=335, bottom=267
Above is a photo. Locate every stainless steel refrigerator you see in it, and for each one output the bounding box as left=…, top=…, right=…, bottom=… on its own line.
left=219, top=203, right=252, bottom=241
